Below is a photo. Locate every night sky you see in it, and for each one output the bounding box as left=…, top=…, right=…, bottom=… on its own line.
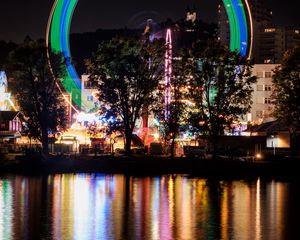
left=0, top=0, right=299, bottom=43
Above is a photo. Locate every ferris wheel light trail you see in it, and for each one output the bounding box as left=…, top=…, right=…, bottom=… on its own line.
left=46, top=0, right=253, bottom=115
left=47, top=0, right=82, bottom=109
left=244, top=0, right=253, bottom=59
left=222, top=0, right=252, bottom=58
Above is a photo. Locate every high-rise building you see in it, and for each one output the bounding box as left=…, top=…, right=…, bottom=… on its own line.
left=219, top=0, right=300, bottom=63
left=248, top=64, right=278, bottom=124
left=256, top=26, right=300, bottom=63
left=247, top=0, right=272, bottom=23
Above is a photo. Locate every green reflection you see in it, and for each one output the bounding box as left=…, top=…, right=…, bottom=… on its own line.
left=0, top=180, right=13, bottom=240
left=0, top=175, right=293, bottom=239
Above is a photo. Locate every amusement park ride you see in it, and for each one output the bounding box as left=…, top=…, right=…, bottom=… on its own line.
left=46, top=0, right=253, bottom=111
left=0, top=71, right=17, bottom=111
left=3, top=0, right=254, bottom=149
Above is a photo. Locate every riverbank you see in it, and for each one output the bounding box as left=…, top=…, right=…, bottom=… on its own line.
left=1, top=153, right=300, bottom=179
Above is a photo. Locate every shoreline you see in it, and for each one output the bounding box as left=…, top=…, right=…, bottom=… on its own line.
left=1, top=154, right=300, bottom=179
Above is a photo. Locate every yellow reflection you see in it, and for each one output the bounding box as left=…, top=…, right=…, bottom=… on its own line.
left=167, top=176, right=174, bottom=238
left=255, top=178, right=261, bottom=240
left=73, top=175, right=91, bottom=240
left=0, top=175, right=293, bottom=240
left=221, top=183, right=229, bottom=240
left=267, top=180, right=288, bottom=240
left=51, top=174, right=125, bottom=240
left=232, top=181, right=251, bottom=240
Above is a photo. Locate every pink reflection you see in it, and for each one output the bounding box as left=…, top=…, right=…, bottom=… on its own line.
left=0, top=175, right=293, bottom=239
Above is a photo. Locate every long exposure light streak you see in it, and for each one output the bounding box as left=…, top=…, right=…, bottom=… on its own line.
left=47, top=0, right=82, bottom=109
left=222, top=0, right=252, bottom=58
left=164, top=29, right=172, bottom=119
left=244, top=0, right=253, bottom=59
left=46, top=0, right=79, bottom=113
left=46, top=0, right=253, bottom=114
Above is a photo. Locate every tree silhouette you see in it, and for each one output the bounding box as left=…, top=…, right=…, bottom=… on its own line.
left=5, top=39, right=67, bottom=155
left=87, top=37, right=164, bottom=154
left=187, top=40, right=256, bottom=155
left=272, top=47, right=300, bottom=156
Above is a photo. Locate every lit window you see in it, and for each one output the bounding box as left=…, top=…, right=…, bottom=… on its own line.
left=265, top=72, right=272, bottom=78
left=264, top=98, right=272, bottom=104
left=264, top=28, right=276, bottom=33
left=87, top=96, right=93, bottom=102
left=264, top=59, right=272, bottom=64
left=264, top=85, right=272, bottom=91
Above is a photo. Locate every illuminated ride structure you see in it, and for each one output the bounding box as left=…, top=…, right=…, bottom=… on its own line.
left=164, top=29, right=172, bottom=119
left=46, top=0, right=81, bottom=111
left=222, top=0, right=253, bottom=58
left=46, top=0, right=253, bottom=113
left=0, top=71, right=17, bottom=111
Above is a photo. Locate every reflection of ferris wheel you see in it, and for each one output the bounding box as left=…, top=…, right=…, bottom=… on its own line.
left=46, top=0, right=253, bottom=111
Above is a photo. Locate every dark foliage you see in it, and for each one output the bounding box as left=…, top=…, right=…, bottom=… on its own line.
left=272, top=47, right=300, bottom=156
left=87, top=37, right=164, bottom=154
left=186, top=40, right=256, bottom=153
left=5, top=39, right=67, bottom=154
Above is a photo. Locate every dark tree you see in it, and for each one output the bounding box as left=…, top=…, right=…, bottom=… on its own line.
left=187, top=40, right=256, bottom=155
left=272, top=47, right=300, bottom=156
left=87, top=37, right=164, bottom=154
left=5, top=39, right=67, bottom=155
left=0, top=40, right=17, bottom=69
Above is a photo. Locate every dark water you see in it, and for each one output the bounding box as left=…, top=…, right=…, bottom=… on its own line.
left=0, top=174, right=299, bottom=240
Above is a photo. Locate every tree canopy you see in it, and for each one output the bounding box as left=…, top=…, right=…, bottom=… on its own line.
left=186, top=40, right=256, bottom=152
left=0, top=40, right=17, bottom=69
left=272, top=47, right=300, bottom=128
left=5, top=39, right=67, bottom=154
left=87, top=37, right=164, bottom=154
left=272, top=47, right=300, bottom=156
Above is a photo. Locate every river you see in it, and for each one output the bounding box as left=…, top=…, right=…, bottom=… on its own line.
left=0, top=174, right=299, bottom=240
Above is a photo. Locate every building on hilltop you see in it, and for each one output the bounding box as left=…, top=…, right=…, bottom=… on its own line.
left=186, top=6, right=197, bottom=23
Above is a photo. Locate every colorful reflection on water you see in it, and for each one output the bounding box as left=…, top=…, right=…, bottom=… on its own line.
left=0, top=174, right=298, bottom=240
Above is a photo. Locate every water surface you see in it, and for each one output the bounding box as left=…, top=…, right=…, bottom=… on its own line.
left=0, top=174, right=299, bottom=240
